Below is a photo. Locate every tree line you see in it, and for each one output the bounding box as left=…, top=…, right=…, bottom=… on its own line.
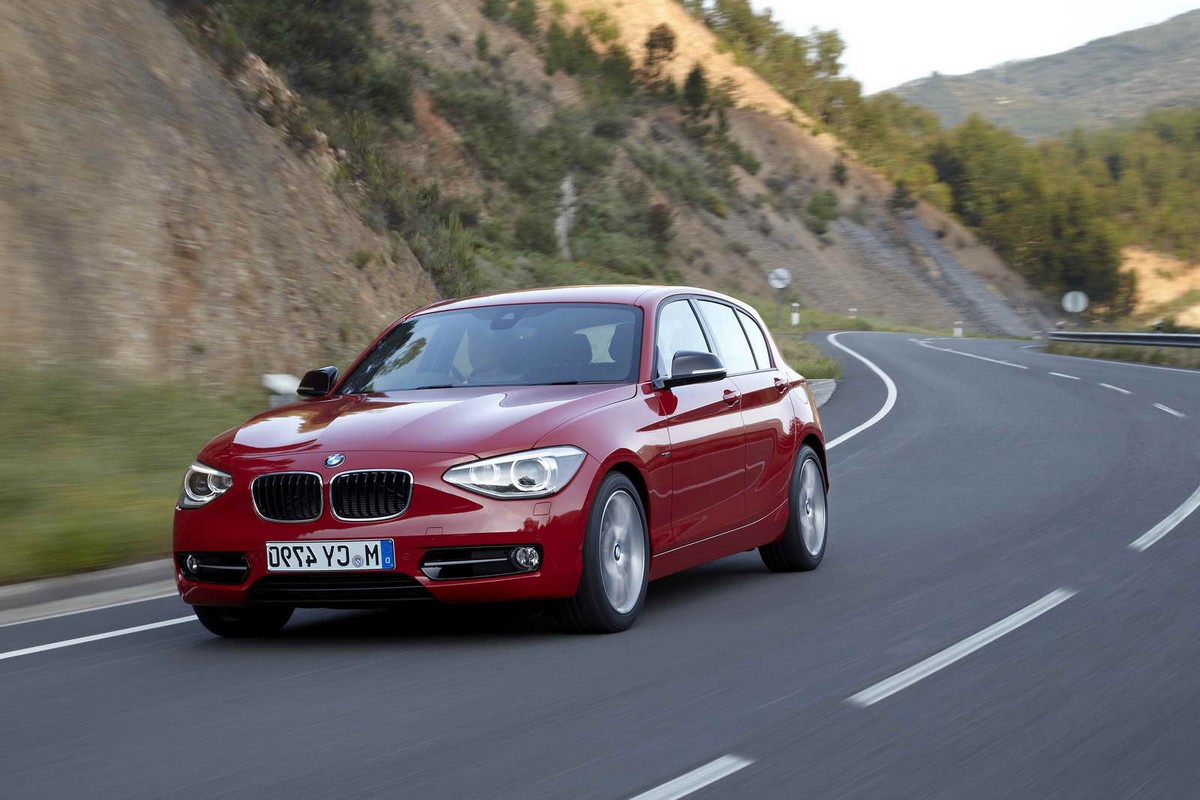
left=684, top=0, right=1200, bottom=316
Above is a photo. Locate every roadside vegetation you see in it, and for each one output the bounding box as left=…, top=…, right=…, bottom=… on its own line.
left=0, top=373, right=260, bottom=583
left=684, top=0, right=1200, bottom=320
left=1045, top=342, right=1200, bottom=370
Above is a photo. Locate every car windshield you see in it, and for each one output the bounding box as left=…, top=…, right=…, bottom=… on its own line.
left=340, top=303, right=643, bottom=393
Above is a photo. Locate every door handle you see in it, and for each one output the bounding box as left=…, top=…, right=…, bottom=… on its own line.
left=773, top=377, right=788, bottom=394
left=722, top=389, right=740, bottom=406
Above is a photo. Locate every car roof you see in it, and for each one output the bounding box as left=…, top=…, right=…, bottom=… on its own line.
left=412, top=285, right=746, bottom=316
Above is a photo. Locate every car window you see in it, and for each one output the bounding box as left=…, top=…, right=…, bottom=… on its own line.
left=697, top=300, right=757, bottom=374
left=737, top=310, right=773, bottom=369
left=340, top=303, right=642, bottom=391
left=656, top=300, right=711, bottom=377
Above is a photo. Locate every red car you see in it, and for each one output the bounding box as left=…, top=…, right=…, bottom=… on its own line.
left=174, top=286, right=828, bottom=636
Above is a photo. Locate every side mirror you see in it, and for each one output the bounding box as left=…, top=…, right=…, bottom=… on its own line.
left=657, top=351, right=727, bottom=390
left=297, top=366, right=338, bottom=397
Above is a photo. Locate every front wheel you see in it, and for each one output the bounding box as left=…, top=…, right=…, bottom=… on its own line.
left=760, top=445, right=827, bottom=572
left=560, top=473, right=649, bottom=633
left=194, top=605, right=294, bottom=638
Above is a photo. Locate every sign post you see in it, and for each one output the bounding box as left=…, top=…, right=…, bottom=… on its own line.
left=1062, top=291, right=1089, bottom=328
left=767, top=268, right=792, bottom=327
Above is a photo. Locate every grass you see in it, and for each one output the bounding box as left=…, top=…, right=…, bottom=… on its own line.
left=0, top=371, right=261, bottom=585
left=1045, top=342, right=1200, bottom=370
left=752, top=302, right=946, bottom=337
left=771, top=333, right=841, bottom=379
left=747, top=301, right=959, bottom=379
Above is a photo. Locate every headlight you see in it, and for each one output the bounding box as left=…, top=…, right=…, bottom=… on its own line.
left=179, top=462, right=234, bottom=509
left=443, top=446, right=586, bottom=499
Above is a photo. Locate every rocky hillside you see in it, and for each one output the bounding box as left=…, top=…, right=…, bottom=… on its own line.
left=376, top=0, right=1050, bottom=334
left=0, top=0, right=1053, bottom=392
left=0, top=0, right=437, bottom=381
left=889, top=9, right=1200, bottom=140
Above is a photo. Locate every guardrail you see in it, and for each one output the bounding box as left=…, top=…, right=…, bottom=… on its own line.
left=1048, top=331, right=1200, bottom=348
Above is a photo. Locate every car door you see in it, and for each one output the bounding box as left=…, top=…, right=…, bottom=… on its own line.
left=654, top=298, right=746, bottom=551
left=695, top=301, right=796, bottom=526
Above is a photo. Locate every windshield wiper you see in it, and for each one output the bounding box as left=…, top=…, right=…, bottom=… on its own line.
left=412, top=384, right=455, bottom=390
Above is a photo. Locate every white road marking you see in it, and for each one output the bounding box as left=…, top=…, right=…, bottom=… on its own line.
left=0, top=591, right=178, bottom=629
left=847, top=589, right=1077, bottom=708
left=1099, top=383, right=1131, bottom=395
left=0, top=616, right=195, bottom=662
left=1130, top=483, right=1200, bottom=551
left=825, top=333, right=898, bottom=450
left=1049, top=372, right=1080, bottom=380
left=1153, top=403, right=1186, bottom=418
left=912, top=338, right=1029, bottom=369
left=629, top=756, right=754, bottom=800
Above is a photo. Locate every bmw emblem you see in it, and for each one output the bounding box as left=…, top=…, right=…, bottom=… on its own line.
left=324, top=453, right=346, bottom=468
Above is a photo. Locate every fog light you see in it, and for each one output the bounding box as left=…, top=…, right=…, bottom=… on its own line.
left=510, top=546, right=540, bottom=571
left=185, top=554, right=201, bottom=575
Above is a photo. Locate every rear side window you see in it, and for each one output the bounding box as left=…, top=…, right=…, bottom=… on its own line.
left=697, top=300, right=757, bottom=374
left=737, top=310, right=773, bottom=369
left=656, top=300, right=711, bottom=376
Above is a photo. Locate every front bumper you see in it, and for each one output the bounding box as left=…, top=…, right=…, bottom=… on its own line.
left=173, top=451, right=597, bottom=607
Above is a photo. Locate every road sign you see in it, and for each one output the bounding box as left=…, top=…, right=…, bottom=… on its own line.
left=1062, top=291, right=1089, bottom=314
left=767, top=268, right=792, bottom=290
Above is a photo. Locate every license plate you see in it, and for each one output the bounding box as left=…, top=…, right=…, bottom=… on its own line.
left=266, top=540, right=395, bottom=572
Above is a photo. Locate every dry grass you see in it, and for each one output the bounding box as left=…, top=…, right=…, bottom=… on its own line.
left=1046, top=341, right=1200, bottom=370
left=1121, top=246, right=1200, bottom=327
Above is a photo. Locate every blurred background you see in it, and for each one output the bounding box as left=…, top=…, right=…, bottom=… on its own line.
left=1, top=0, right=1197, bottom=584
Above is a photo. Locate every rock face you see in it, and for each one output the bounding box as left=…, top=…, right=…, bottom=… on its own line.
left=0, top=0, right=437, bottom=381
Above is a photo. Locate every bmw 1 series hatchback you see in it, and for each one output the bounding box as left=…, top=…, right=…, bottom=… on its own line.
left=174, top=285, right=828, bottom=635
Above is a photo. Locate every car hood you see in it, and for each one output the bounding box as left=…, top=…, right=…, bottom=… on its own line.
left=205, top=384, right=636, bottom=462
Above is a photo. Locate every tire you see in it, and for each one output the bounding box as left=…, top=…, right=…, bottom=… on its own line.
left=760, top=445, right=827, bottom=572
left=194, top=605, right=294, bottom=638
left=560, top=473, right=649, bottom=633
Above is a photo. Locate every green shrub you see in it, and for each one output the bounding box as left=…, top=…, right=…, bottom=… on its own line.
left=510, top=0, right=538, bottom=36
left=805, top=189, right=839, bottom=234
left=482, top=0, right=509, bottom=20
left=218, top=0, right=414, bottom=120
left=514, top=208, right=559, bottom=254
left=413, top=213, right=479, bottom=296
left=582, top=9, right=620, bottom=43
left=832, top=159, right=848, bottom=186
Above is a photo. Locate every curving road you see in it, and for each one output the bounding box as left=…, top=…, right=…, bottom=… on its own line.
left=4, top=333, right=1200, bottom=798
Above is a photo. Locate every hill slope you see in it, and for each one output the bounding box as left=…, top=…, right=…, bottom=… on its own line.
left=372, top=0, right=1050, bottom=334
left=889, top=9, right=1200, bottom=139
left=0, top=0, right=437, bottom=380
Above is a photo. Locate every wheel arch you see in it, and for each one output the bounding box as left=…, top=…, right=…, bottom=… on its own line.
left=800, top=431, right=828, bottom=489
left=606, top=460, right=651, bottom=529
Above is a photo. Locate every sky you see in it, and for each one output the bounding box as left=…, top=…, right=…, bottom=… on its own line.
left=753, top=1, right=1200, bottom=94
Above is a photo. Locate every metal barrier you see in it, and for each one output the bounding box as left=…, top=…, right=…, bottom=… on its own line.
left=1047, top=331, right=1200, bottom=348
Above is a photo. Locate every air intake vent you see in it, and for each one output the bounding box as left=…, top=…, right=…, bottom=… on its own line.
left=331, top=470, right=412, bottom=520
left=248, top=573, right=431, bottom=607
left=251, top=473, right=322, bottom=522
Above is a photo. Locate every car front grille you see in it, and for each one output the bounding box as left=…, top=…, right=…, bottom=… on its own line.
left=330, top=470, right=412, bottom=520
left=247, top=573, right=432, bottom=607
left=251, top=473, right=322, bottom=522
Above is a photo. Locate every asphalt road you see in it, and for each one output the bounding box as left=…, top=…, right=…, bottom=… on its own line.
left=4, top=333, right=1200, bottom=799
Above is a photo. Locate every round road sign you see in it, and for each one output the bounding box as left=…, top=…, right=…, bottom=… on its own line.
left=1062, top=291, right=1089, bottom=314
left=768, top=268, right=792, bottom=290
